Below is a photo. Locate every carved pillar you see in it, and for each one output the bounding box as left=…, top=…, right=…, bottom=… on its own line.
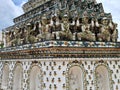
left=85, top=61, right=95, bottom=90
left=22, top=62, right=31, bottom=90
left=8, top=62, right=15, bottom=90
left=0, top=62, right=3, bottom=89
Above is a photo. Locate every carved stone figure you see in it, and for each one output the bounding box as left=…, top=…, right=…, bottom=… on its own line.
left=32, top=22, right=40, bottom=37
left=98, top=18, right=111, bottom=42
left=26, top=22, right=37, bottom=44
left=9, top=31, right=14, bottom=46
left=36, top=22, right=43, bottom=41
left=94, top=18, right=100, bottom=41
left=59, top=14, right=73, bottom=40
left=5, top=32, right=11, bottom=47
left=77, top=16, right=95, bottom=41
left=111, top=23, right=118, bottom=42
left=50, top=14, right=61, bottom=40
left=39, top=15, right=52, bottom=41
left=12, top=27, right=21, bottom=46
left=73, top=17, right=83, bottom=40
left=3, top=0, right=118, bottom=47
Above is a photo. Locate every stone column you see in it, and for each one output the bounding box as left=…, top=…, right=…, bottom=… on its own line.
left=83, top=61, right=95, bottom=90
left=0, top=62, right=3, bottom=89
left=8, top=62, right=15, bottom=90
left=22, top=61, right=31, bottom=90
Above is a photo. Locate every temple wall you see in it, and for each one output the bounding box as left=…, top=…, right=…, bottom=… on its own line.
left=1, top=0, right=119, bottom=90
left=0, top=58, right=119, bottom=90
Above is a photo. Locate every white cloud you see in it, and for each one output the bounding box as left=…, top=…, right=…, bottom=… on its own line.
left=20, top=1, right=27, bottom=7
left=0, top=0, right=24, bottom=31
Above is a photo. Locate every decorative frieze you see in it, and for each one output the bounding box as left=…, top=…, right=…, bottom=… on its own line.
left=0, top=45, right=120, bottom=59
left=0, top=59, right=119, bottom=90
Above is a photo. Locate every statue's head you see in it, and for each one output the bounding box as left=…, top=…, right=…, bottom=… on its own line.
left=102, top=17, right=109, bottom=25
left=14, top=26, right=19, bottom=34
left=83, top=16, right=89, bottom=24
left=41, top=15, right=47, bottom=25
left=62, top=14, right=69, bottom=23
left=27, top=23, right=31, bottom=27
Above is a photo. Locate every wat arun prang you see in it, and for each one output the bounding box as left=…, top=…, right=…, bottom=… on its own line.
left=0, top=0, right=120, bottom=90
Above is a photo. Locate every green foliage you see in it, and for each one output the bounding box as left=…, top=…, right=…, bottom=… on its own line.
left=0, top=43, right=4, bottom=48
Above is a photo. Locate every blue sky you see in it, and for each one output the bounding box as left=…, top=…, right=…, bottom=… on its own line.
left=12, top=0, right=28, bottom=5
left=0, top=0, right=27, bottom=31
left=0, top=0, right=120, bottom=41
left=97, top=0, right=120, bottom=41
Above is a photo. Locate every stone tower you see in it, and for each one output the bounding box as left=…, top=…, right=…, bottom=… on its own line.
left=0, top=0, right=120, bottom=90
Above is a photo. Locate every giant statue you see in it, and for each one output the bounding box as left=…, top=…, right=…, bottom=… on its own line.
left=37, top=15, right=52, bottom=41
left=77, top=16, right=95, bottom=41
left=59, top=14, right=73, bottom=40
left=98, top=18, right=111, bottom=41
left=4, top=0, right=118, bottom=47
left=50, top=14, right=61, bottom=40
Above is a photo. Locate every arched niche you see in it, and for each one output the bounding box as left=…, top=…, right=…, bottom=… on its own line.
left=95, top=65, right=111, bottom=90
left=13, top=64, right=23, bottom=90
left=29, top=65, right=42, bottom=90
left=66, top=62, right=86, bottom=90
left=1, top=64, right=9, bottom=90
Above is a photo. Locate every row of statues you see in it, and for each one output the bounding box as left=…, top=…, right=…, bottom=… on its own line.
left=6, top=14, right=118, bottom=46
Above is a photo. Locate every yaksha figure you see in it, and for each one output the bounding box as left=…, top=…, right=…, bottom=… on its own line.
left=37, top=15, right=52, bottom=41
left=6, top=32, right=10, bottom=47
left=59, top=14, right=73, bottom=40
left=50, top=14, right=61, bottom=40
left=26, top=22, right=37, bottom=43
left=98, top=17, right=111, bottom=42
left=9, top=28, right=15, bottom=46
left=108, top=19, right=118, bottom=42
left=111, top=23, right=118, bottom=42
left=12, top=27, right=21, bottom=46
left=77, top=16, right=95, bottom=41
